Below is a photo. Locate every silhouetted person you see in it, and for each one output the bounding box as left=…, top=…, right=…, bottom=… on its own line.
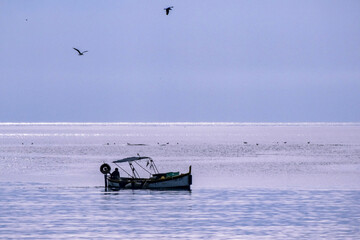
left=111, top=168, right=120, bottom=179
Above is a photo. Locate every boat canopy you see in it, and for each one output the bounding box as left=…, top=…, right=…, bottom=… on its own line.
left=113, top=156, right=150, bottom=163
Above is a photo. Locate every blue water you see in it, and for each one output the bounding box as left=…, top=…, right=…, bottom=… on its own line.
left=1, top=185, right=359, bottom=239
left=1, top=123, right=360, bottom=239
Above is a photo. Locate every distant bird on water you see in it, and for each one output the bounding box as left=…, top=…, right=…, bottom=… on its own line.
left=73, top=48, right=88, bottom=56
left=164, top=6, right=173, bottom=15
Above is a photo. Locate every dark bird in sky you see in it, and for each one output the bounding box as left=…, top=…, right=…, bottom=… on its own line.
left=73, top=48, right=88, bottom=56
left=164, top=6, right=173, bottom=15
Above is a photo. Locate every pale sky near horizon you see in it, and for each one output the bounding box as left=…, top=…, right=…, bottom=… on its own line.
left=1, top=0, right=359, bottom=122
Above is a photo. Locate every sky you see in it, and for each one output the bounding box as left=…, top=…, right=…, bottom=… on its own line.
left=0, top=0, right=359, bottom=122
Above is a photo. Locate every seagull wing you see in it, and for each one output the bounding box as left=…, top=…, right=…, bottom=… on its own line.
left=73, top=48, right=81, bottom=54
left=82, top=51, right=88, bottom=54
left=166, top=9, right=169, bottom=15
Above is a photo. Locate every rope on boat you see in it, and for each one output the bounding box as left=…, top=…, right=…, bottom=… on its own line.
left=129, top=162, right=140, bottom=178
left=114, top=163, right=133, bottom=178
left=150, top=158, right=159, bottom=174
left=134, top=160, right=152, bottom=176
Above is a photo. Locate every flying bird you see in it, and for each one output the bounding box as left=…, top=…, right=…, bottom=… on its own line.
left=164, top=6, right=173, bottom=15
left=73, top=48, right=88, bottom=56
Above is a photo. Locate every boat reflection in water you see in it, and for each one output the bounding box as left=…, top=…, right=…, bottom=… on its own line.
left=100, top=156, right=192, bottom=191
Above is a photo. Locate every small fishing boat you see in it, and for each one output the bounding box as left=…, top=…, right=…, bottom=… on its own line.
left=100, top=156, right=192, bottom=190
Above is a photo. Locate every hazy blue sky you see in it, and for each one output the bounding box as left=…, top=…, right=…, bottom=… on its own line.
left=1, top=0, right=359, bottom=122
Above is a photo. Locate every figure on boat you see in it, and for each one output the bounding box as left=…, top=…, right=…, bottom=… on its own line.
left=111, top=168, right=120, bottom=179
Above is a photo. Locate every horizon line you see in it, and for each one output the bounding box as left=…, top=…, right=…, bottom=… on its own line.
left=0, top=122, right=359, bottom=126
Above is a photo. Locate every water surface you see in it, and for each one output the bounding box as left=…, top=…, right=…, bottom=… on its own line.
left=1, top=123, right=359, bottom=239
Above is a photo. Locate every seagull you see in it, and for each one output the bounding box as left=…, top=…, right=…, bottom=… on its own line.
left=164, top=6, right=173, bottom=15
left=73, top=48, right=88, bottom=56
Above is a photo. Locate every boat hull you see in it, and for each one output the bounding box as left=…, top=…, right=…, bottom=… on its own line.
left=107, top=173, right=192, bottom=190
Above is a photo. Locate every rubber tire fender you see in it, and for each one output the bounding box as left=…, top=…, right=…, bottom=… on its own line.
left=100, top=163, right=111, bottom=174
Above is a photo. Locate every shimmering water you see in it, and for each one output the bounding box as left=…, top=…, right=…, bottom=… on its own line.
left=0, top=123, right=360, bottom=239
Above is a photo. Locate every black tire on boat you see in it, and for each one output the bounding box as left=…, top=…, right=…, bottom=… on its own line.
left=100, top=163, right=111, bottom=174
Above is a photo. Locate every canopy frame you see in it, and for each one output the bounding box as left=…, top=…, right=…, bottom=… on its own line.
left=112, top=156, right=159, bottom=178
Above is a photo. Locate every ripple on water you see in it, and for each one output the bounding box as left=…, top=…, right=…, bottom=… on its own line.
left=0, top=184, right=359, bottom=239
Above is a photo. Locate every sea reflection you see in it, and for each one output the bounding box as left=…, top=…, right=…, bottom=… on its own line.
left=1, top=183, right=359, bottom=239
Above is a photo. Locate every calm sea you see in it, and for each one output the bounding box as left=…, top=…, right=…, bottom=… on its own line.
left=0, top=123, right=359, bottom=239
